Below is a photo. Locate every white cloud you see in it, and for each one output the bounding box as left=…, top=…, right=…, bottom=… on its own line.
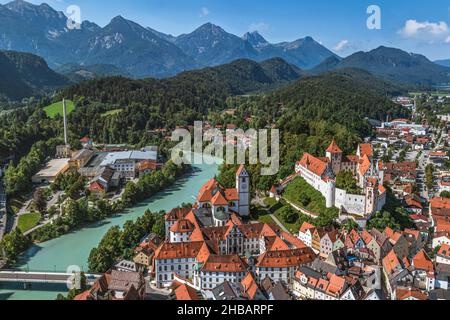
left=199, top=7, right=210, bottom=17
left=333, top=39, right=349, bottom=52
left=399, top=19, right=449, bottom=41
left=446, top=36, right=450, bottom=43
left=248, top=22, right=270, bottom=32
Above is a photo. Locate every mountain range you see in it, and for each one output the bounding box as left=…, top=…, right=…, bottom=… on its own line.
left=0, top=0, right=338, bottom=77
left=435, top=59, right=450, bottom=68
left=311, top=47, right=450, bottom=86
left=0, top=0, right=448, bottom=98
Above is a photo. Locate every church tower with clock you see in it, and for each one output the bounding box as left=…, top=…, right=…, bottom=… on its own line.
left=236, top=165, right=250, bottom=216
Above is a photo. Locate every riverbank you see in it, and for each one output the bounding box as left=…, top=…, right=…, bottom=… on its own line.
left=0, top=156, right=221, bottom=300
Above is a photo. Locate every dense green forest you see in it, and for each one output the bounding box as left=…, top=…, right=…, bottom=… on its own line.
left=1, top=61, right=409, bottom=199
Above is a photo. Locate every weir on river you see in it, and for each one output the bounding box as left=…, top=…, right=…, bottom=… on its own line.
left=0, top=156, right=220, bottom=300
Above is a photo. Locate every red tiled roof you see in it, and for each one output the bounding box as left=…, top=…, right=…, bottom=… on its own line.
left=359, top=154, right=372, bottom=176
left=154, top=242, right=205, bottom=260
left=170, top=219, right=195, bottom=234
left=224, top=188, right=239, bottom=201
left=405, top=197, right=423, bottom=209
left=298, top=153, right=328, bottom=178
left=201, top=255, right=247, bottom=273
left=241, top=272, right=260, bottom=300
left=211, top=191, right=229, bottom=206
left=256, top=248, right=315, bottom=268
left=383, top=250, right=401, bottom=275
left=73, top=290, right=90, bottom=300
left=138, top=160, right=157, bottom=171
left=396, top=287, right=428, bottom=301
left=326, top=274, right=346, bottom=295
left=165, top=207, right=191, bottom=222
left=268, top=236, right=291, bottom=251
left=361, top=229, right=373, bottom=245
left=438, top=244, right=450, bottom=258
left=197, top=178, right=220, bottom=202
left=412, top=250, right=434, bottom=273
left=326, top=139, right=343, bottom=154
left=175, top=284, right=201, bottom=300
left=236, top=165, right=247, bottom=176
left=89, top=181, right=104, bottom=192
left=430, top=198, right=450, bottom=213
left=359, top=144, right=373, bottom=158
left=281, top=231, right=307, bottom=249
left=299, top=222, right=316, bottom=233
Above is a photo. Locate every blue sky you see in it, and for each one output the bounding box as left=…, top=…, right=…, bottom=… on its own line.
left=2, top=0, right=450, bottom=60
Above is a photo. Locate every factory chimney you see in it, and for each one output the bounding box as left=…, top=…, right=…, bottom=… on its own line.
left=63, top=98, right=68, bottom=145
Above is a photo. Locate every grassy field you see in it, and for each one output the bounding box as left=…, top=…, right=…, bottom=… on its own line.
left=18, top=213, right=41, bottom=233
left=283, top=177, right=339, bottom=227
left=248, top=205, right=276, bottom=225
left=101, top=109, right=123, bottom=117
left=44, top=100, right=75, bottom=118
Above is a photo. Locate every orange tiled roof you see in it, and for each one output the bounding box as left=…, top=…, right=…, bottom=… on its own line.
left=406, top=197, right=423, bottom=209
left=349, top=229, right=362, bottom=244
left=326, top=139, right=343, bottom=153
left=383, top=250, right=401, bottom=275
left=211, top=191, right=229, bottom=206
left=175, top=284, right=201, bottom=300
left=412, top=250, right=434, bottom=273
left=359, top=144, right=373, bottom=158
left=197, top=178, right=221, bottom=202
left=73, top=290, right=91, bottom=300
left=359, top=154, right=372, bottom=176
left=435, top=218, right=450, bottom=233
left=326, top=274, right=346, bottom=295
left=281, top=231, right=307, bottom=249
left=299, top=222, right=316, bottom=233
left=170, top=219, right=195, bottom=234
left=89, top=181, right=104, bottom=192
left=241, top=272, right=260, bottom=300
left=430, top=198, right=450, bottom=214
left=189, top=227, right=206, bottom=242
left=165, top=207, right=191, bottom=222
left=154, top=241, right=205, bottom=260
left=236, top=165, right=247, bottom=176
left=404, top=228, right=420, bottom=241
left=138, top=160, right=157, bottom=171
left=438, top=244, right=450, bottom=258
left=298, top=153, right=328, bottom=178
left=201, top=255, right=247, bottom=273
left=256, top=248, right=315, bottom=268
left=269, top=236, right=291, bottom=251
left=396, top=287, right=428, bottom=301
left=224, top=188, right=239, bottom=201
left=361, top=229, right=373, bottom=245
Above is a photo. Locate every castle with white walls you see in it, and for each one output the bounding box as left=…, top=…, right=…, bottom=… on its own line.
left=295, top=140, right=386, bottom=224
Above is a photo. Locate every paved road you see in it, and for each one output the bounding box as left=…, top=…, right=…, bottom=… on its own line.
left=269, top=212, right=289, bottom=233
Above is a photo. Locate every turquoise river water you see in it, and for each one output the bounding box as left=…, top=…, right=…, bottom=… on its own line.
left=0, top=156, right=220, bottom=300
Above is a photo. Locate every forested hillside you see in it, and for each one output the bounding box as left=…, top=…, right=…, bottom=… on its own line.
left=0, top=50, right=69, bottom=101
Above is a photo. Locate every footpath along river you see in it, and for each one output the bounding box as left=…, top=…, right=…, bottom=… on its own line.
left=0, top=155, right=221, bottom=300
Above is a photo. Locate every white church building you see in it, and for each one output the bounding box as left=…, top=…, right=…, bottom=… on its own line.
left=295, top=140, right=386, bottom=225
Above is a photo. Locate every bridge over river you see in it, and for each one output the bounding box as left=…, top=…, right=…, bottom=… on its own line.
left=0, top=270, right=102, bottom=285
